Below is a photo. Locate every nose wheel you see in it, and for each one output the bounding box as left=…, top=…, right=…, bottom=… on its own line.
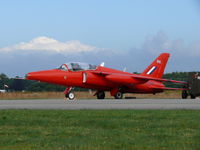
left=64, top=87, right=75, bottom=100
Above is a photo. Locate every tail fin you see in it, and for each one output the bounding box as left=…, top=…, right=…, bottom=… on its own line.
left=141, top=53, right=170, bottom=78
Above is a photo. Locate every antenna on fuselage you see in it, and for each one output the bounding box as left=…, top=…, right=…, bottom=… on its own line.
left=100, top=62, right=105, bottom=67
left=123, top=67, right=127, bottom=72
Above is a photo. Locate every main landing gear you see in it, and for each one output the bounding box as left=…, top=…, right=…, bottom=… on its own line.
left=95, top=91, right=124, bottom=99
left=111, top=88, right=124, bottom=99
left=96, top=91, right=105, bottom=99
left=64, top=87, right=75, bottom=100
left=114, top=91, right=123, bottom=99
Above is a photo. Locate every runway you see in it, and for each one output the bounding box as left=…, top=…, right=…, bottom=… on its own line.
left=0, top=99, right=200, bottom=110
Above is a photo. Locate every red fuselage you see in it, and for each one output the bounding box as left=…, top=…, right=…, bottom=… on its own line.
left=26, top=53, right=187, bottom=99
left=26, top=66, right=164, bottom=94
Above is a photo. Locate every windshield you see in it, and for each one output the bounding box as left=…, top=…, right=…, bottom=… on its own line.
left=58, top=64, right=68, bottom=71
left=58, top=62, right=97, bottom=71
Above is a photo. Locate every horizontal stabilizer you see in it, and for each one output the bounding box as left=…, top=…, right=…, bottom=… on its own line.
left=131, top=74, right=187, bottom=84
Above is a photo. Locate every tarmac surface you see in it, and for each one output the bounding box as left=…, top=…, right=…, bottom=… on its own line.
left=0, top=99, right=200, bottom=110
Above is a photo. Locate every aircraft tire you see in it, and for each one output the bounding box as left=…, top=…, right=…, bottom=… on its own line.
left=181, top=90, right=188, bottom=99
left=97, top=91, right=105, bottom=99
left=66, top=92, right=75, bottom=100
left=114, top=92, right=123, bottom=99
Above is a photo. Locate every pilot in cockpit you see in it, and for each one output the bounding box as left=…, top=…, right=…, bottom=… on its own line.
left=71, top=63, right=82, bottom=71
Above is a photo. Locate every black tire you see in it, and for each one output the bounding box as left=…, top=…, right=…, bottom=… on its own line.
left=97, top=91, right=105, bottom=99
left=190, top=94, right=196, bottom=99
left=68, top=92, right=75, bottom=100
left=65, top=92, right=75, bottom=100
left=114, top=92, right=123, bottom=99
left=182, top=90, right=188, bottom=99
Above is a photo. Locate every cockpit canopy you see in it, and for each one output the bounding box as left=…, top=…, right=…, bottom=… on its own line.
left=58, top=62, right=97, bottom=71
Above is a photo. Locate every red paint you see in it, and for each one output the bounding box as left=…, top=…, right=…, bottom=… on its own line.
left=26, top=53, right=187, bottom=98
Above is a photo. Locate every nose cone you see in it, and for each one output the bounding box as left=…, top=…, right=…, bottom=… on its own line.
left=26, top=71, right=44, bottom=81
left=26, top=69, right=68, bottom=86
left=25, top=69, right=58, bottom=81
left=25, top=72, right=41, bottom=80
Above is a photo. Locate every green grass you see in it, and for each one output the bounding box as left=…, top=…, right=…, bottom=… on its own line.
left=0, top=110, right=200, bottom=150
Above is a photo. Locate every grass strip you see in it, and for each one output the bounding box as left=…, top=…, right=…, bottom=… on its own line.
left=0, top=110, right=199, bottom=150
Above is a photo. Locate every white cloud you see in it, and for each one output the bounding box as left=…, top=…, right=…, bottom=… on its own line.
left=142, top=31, right=200, bottom=57
left=0, top=32, right=199, bottom=77
left=0, top=36, right=100, bottom=53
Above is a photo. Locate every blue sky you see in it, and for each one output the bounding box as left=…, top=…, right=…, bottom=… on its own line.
left=0, top=0, right=200, bottom=76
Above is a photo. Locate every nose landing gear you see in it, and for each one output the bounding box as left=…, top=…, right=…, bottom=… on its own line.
left=64, top=87, right=75, bottom=100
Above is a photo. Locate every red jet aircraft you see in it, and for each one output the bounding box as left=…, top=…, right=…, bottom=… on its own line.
left=26, top=53, right=187, bottom=99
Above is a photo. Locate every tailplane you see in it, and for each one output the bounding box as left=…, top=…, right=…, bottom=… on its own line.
left=141, top=53, right=170, bottom=78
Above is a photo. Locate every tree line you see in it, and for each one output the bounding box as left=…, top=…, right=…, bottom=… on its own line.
left=0, top=74, right=65, bottom=92
left=0, top=72, right=190, bottom=92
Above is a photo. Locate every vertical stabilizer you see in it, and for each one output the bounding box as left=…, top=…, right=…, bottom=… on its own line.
left=141, top=53, right=170, bottom=78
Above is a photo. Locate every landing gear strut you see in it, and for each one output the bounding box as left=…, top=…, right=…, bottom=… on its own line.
left=64, top=87, right=75, bottom=100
